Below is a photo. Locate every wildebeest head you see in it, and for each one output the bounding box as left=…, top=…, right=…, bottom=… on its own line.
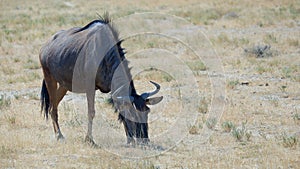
left=113, top=81, right=163, bottom=144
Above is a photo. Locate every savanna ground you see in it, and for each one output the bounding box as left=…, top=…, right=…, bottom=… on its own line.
left=0, top=0, right=300, bottom=168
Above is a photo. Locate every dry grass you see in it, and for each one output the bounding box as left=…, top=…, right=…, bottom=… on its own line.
left=1, top=0, right=300, bottom=168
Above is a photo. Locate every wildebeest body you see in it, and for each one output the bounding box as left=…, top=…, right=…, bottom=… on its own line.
left=40, top=22, right=123, bottom=93
left=39, top=14, right=162, bottom=145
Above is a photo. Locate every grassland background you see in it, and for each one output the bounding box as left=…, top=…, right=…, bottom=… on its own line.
left=0, top=0, right=299, bottom=168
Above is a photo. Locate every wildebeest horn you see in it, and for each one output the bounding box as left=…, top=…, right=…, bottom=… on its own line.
left=141, top=81, right=161, bottom=99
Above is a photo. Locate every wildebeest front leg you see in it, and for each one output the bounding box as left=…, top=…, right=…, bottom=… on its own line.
left=123, top=119, right=135, bottom=145
left=85, top=89, right=96, bottom=145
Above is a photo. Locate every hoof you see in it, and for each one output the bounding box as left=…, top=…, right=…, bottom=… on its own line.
left=56, top=133, right=65, bottom=141
left=127, top=137, right=135, bottom=145
left=85, top=136, right=98, bottom=148
left=137, top=138, right=150, bottom=145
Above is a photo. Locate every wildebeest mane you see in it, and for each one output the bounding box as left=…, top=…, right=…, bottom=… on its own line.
left=74, top=12, right=120, bottom=42
left=81, top=13, right=127, bottom=93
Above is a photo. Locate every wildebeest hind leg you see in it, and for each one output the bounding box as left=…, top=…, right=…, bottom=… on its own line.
left=45, top=77, right=64, bottom=140
left=56, top=85, right=67, bottom=104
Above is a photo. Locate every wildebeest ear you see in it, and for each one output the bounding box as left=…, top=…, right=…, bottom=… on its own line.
left=146, top=96, right=163, bottom=105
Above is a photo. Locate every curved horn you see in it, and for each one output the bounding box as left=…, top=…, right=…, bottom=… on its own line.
left=141, top=81, right=161, bottom=99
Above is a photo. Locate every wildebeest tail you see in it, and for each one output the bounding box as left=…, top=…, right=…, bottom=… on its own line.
left=40, top=80, right=50, bottom=119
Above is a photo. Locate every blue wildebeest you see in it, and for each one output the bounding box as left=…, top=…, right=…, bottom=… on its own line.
left=39, top=14, right=163, bottom=145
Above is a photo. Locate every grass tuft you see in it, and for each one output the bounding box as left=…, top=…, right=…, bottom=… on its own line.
left=189, top=125, right=199, bottom=135
left=227, top=80, right=239, bottom=89
left=0, top=145, right=16, bottom=158
left=0, top=95, right=11, bottom=109
left=282, top=133, right=298, bottom=148
left=206, top=118, right=217, bottom=130
left=5, top=115, right=16, bottom=125
left=198, top=98, right=208, bottom=114
left=292, top=112, right=300, bottom=125
left=222, top=121, right=235, bottom=132
left=174, top=8, right=222, bottom=25
left=24, top=59, right=40, bottom=70
left=287, top=38, right=299, bottom=47
left=231, top=121, right=251, bottom=142
left=263, top=34, right=278, bottom=44
left=186, top=60, right=207, bottom=72
left=135, top=67, right=174, bottom=82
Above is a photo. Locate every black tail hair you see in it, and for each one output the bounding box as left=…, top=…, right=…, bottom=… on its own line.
left=40, top=80, right=50, bottom=119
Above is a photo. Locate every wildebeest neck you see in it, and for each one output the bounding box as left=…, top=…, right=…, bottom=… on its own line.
left=95, top=42, right=128, bottom=93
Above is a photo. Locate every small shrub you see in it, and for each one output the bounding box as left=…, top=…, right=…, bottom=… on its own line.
left=206, top=118, right=217, bottom=129
left=232, top=127, right=243, bottom=141
left=227, top=80, right=239, bottom=89
left=231, top=122, right=251, bottom=142
left=282, top=133, right=298, bottom=148
left=222, top=121, right=235, bottom=132
left=189, top=125, right=198, bottom=135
